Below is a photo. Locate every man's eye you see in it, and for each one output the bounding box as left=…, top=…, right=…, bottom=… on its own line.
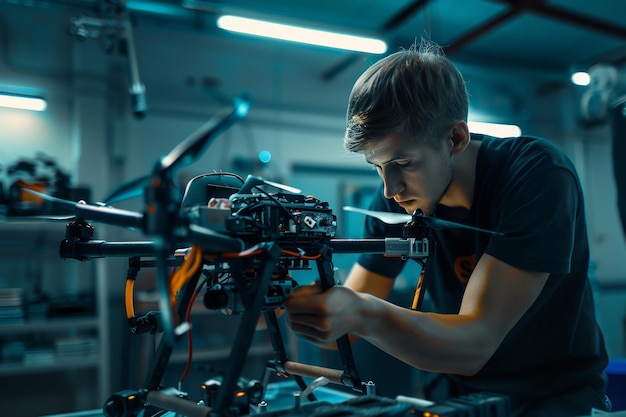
left=396, top=160, right=412, bottom=167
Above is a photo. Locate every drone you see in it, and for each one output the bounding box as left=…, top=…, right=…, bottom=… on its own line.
left=20, top=95, right=507, bottom=417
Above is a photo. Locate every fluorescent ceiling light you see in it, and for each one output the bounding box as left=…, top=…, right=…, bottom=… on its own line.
left=0, top=93, right=47, bottom=111
left=217, top=15, right=387, bottom=54
left=468, top=121, right=521, bottom=138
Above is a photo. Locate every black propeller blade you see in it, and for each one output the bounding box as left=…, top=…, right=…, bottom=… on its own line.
left=101, top=174, right=149, bottom=205
left=343, top=206, right=504, bottom=236
left=21, top=93, right=253, bottom=231
left=344, top=206, right=412, bottom=224
left=100, top=93, right=252, bottom=206
left=159, top=93, right=252, bottom=175
left=237, top=175, right=301, bottom=194
left=23, top=188, right=143, bottom=229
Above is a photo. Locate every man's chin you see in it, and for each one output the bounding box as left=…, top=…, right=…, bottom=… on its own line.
left=398, top=201, right=420, bottom=214
left=400, top=202, right=436, bottom=217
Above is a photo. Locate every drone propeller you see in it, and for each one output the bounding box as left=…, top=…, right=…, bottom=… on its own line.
left=23, top=188, right=143, bottom=229
left=238, top=175, right=301, bottom=195
left=159, top=93, right=252, bottom=175
left=343, top=206, right=504, bottom=236
left=101, top=175, right=149, bottom=205
left=344, top=206, right=412, bottom=224
left=100, top=93, right=253, bottom=206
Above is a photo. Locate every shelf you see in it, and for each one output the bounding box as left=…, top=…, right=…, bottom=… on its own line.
left=0, top=316, right=99, bottom=335
left=0, top=211, right=111, bottom=411
left=0, top=354, right=100, bottom=376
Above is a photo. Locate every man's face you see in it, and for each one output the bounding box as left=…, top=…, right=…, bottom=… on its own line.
left=363, top=132, right=453, bottom=216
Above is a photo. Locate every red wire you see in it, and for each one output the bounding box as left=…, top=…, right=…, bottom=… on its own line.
left=177, top=247, right=319, bottom=383
left=179, top=286, right=201, bottom=383
left=280, top=249, right=322, bottom=260
left=204, top=247, right=264, bottom=260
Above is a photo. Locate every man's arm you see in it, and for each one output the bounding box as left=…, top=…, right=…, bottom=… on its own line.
left=343, top=263, right=395, bottom=298
left=285, top=253, right=548, bottom=376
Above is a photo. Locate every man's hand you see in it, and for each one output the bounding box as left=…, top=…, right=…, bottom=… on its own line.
left=284, top=283, right=364, bottom=346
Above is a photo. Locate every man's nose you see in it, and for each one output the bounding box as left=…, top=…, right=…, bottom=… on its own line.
left=382, top=169, right=403, bottom=199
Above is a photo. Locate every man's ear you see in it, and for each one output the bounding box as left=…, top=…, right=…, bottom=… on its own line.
left=450, top=121, right=470, bottom=154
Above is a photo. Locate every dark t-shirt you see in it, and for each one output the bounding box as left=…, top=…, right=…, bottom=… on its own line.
left=357, top=134, right=608, bottom=409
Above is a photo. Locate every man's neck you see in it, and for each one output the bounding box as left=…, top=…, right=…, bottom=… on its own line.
left=439, top=140, right=481, bottom=211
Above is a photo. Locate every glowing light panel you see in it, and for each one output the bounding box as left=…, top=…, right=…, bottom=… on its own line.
left=571, top=72, right=591, bottom=86
left=217, top=15, right=387, bottom=54
left=468, top=121, right=521, bottom=138
left=0, top=93, right=47, bottom=111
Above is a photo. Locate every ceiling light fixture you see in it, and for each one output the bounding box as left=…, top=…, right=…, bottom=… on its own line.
left=216, top=15, right=387, bottom=54
left=0, top=92, right=47, bottom=111
left=468, top=121, right=521, bottom=138
left=571, top=71, right=591, bottom=86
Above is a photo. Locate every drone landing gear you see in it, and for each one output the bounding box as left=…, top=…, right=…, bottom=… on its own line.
left=104, top=242, right=368, bottom=417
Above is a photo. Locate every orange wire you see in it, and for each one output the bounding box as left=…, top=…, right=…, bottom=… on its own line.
left=169, top=247, right=203, bottom=312
left=169, top=265, right=181, bottom=318
left=124, top=278, right=135, bottom=320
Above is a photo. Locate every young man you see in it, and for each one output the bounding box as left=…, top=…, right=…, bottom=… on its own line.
left=284, top=41, right=610, bottom=416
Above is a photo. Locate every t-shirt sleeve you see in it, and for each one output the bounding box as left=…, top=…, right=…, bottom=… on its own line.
left=485, top=164, right=581, bottom=274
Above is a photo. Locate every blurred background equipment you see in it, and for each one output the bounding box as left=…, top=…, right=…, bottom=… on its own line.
left=2, top=153, right=91, bottom=217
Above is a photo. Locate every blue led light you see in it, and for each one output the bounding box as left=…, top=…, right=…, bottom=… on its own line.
left=258, top=150, right=272, bottom=163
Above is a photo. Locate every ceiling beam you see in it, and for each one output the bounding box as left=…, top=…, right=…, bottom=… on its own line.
left=380, top=0, right=433, bottom=31
left=320, top=54, right=363, bottom=82
left=444, top=8, right=522, bottom=55
left=490, top=0, right=626, bottom=40
left=445, top=0, right=549, bottom=55
left=321, top=0, right=432, bottom=82
left=533, top=3, right=626, bottom=40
